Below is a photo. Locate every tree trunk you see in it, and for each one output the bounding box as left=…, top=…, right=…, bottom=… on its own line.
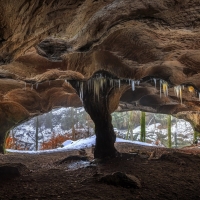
left=174, top=117, right=178, bottom=148
left=35, top=116, right=39, bottom=151
left=167, top=115, right=172, bottom=148
left=140, top=111, right=146, bottom=142
left=130, top=111, right=134, bottom=141
left=50, top=111, right=53, bottom=133
left=126, top=112, right=130, bottom=140
left=71, top=108, right=76, bottom=140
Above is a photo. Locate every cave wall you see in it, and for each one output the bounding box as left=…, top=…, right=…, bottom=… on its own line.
left=0, top=0, right=200, bottom=151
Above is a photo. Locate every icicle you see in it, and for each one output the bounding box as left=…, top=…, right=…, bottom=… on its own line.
left=179, top=86, right=182, bottom=104
left=174, top=85, right=182, bottom=104
left=36, top=83, right=38, bottom=89
left=93, top=79, right=95, bottom=101
left=103, top=78, right=107, bottom=88
left=174, top=86, right=179, bottom=98
left=97, top=80, right=100, bottom=101
left=188, top=86, right=194, bottom=93
left=160, top=80, right=162, bottom=98
left=162, top=82, right=168, bottom=97
left=81, top=82, right=83, bottom=100
left=182, top=85, right=184, bottom=90
left=88, top=80, right=90, bottom=91
left=100, top=77, right=103, bottom=91
left=136, top=80, right=140, bottom=85
left=153, top=78, right=156, bottom=88
left=94, top=79, right=100, bottom=101
left=111, top=79, right=114, bottom=87
left=131, top=80, right=135, bottom=91
left=129, top=79, right=131, bottom=85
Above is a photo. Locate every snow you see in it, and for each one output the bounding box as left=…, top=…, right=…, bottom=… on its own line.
left=6, top=135, right=155, bottom=154
left=115, top=137, right=155, bottom=146
left=8, top=107, right=194, bottom=152
left=62, top=140, right=73, bottom=146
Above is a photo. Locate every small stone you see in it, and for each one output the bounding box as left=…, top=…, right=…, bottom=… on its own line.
left=99, top=171, right=141, bottom=188
left=0, top=163, right=29, bottom=179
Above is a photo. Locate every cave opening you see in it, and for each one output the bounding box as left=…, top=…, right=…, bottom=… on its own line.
left=5, top=108, right=195, bottom=153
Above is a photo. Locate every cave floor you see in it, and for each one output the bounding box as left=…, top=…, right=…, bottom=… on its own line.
left=0, top=143, right=200, bottom=200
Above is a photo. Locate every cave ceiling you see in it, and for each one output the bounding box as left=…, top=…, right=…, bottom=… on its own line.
left=0, top=0, right=200, bottom=126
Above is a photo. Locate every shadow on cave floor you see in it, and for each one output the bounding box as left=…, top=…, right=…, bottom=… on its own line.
left=0, top=143, right=200, bottom=200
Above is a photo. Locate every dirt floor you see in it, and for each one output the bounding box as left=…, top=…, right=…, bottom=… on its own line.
left=1, top=143, right=200, bottom=200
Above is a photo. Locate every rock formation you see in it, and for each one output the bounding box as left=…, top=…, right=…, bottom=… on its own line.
left=0, top=0, right=200, bottom=156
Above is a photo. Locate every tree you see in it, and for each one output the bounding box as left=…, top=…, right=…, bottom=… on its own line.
left=41, top=133, right=71, bottom=150
left=45, top=111, right=53, bottom=131
left=71, top=108, right=76, bottom=140
left=167, top=115, right=172, bottom=148
left=140, top=111, right=146, bottom=142
left=35, top=116, right=39, bottom=151
left=126, top=111, right=134, bottom=140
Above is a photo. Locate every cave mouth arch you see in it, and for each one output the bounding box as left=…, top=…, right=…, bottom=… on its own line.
left=5, top=107, right=195, bottom=154
left=1, top=71, right=200, bottom=157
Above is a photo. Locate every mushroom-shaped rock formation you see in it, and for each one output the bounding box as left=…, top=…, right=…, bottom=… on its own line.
left=0, top=0, right=200, bottom=157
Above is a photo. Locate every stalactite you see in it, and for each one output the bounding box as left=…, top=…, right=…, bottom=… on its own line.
left=100, top=77, right=103, bottom=90
left=174, top=85, right=182, bottom=104
left=65, top=80, right=69, bottom=86
left=103, top=78, right=107, bottom=89
left=79, top=82, right=83, bottom=101
left=95, top=80, right=100, bottom=101
left=179, top=86, right=182, bottom=104
left=87, top=79, right=90, bottom=91
left=160, top=80, right=162, bottom=98
left=162, top=81, right=168, bottom=97
left=153, top=78, right=156, bottom=88
left=174, top=86, right=179, bottom=98
left=109, top=79, right=112, bottom=87
left=188, top=86, right=194, bottom=93
left=131, top=80, right=135, bottom=91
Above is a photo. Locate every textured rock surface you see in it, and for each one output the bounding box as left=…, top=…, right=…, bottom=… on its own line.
left=0, top=0, right=200, bottom=150
left=99, top=171, right=141, bottom=188
left=0, top=163, right=30, bottom=179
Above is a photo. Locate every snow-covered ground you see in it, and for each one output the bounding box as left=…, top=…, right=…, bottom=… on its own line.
left=6, top=135, right=155, bottom=154
left=115, top=120, right=194, bottom=146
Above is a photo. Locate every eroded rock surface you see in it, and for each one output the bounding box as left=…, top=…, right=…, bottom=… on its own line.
left=0, top=0, right=200, bottom=152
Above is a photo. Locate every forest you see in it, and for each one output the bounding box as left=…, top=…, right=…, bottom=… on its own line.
left=6, top=108, right=195, bottom=151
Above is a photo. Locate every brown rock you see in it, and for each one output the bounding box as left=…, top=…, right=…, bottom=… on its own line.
left=99, top=171, right=141, bottom=188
